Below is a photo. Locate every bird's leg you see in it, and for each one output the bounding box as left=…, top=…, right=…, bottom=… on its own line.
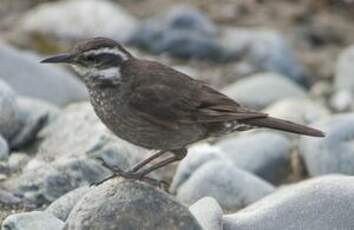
left=130, top=149, right=169, bottom=172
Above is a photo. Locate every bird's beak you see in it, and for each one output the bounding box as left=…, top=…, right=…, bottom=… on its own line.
left=40, top=53, right=73, bottom=64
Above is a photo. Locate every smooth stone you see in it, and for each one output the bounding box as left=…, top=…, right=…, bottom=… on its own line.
left=2, top=211, right=64, bottom=230
left=220, top=27, right=312, bottom=87
left=0, top=79, right=21, bottom=141
left=264, top=98, right=330, bottom=126
left=0, top=189, right=21, bottom=205
left=0, top=42, right=87, bottom=106
left=216, top=132, right=292, bottom=184
left=223, top=175, right=354, bottom=230
left=176, top=160, right=275, bottom=212
left=7, top=152, right=30, bottom=172
left=5, top=158, right=110, bottom=206
left=129, top=5, right=225, bottom=60
left=46, top=186, right=91, bottom=222
left=170, top=143, right=228, bottom=193
left=20, top=0, right=137, bottom=43
left=0, top=135, right=9, bottom=161
left=9, top=97, right=59, bottom=149
left=189, top=197, right=223, bottom=230
left=335, top=45, right=354, bottom=91
left=299, top=113, right=354, bottom=176
left=222, top=73, right=307, bottom=110
left=329, top=89, right=353, bottom=112
left=64, top=179, right=202, bottom=230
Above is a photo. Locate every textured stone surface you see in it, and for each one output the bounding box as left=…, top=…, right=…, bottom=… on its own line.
left=189, top=197, right=223, bottom=230
left=222, top=73, right=307, bottom=109
left=2, top=211, right=64, bottom=230
left=299, top=113, right=354, bottom=176
left=20, top=0, right=137, bottom=43
left=46, top=186, right=91, bottom=221
left=223, top=176, right=354, bottom=230
left=176, top=160, right=274, bottom=212
left=216, top=132, right=293, bottom=184
left=64, top=179, right=202, bottom=230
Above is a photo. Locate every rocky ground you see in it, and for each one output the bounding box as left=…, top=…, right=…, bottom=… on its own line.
left=1, top=0, right=354, bottom=229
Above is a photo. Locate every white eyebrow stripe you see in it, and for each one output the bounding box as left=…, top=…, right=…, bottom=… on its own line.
left=84, top=48, right=128, bottom=60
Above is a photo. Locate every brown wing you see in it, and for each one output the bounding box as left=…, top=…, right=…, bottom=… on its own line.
left=126, top=60, right=267, bottom=128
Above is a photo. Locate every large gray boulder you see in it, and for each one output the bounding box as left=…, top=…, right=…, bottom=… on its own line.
left=0, top=42, right=87, bottom=106
left=223, top=175, right=354, bottom=230
left=64, top=179, right=202, bottom=230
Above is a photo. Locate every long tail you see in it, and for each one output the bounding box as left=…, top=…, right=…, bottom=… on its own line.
left=242, top=116, right=325, bottom=137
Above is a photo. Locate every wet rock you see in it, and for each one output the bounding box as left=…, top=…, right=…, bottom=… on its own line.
left=220, top=27, right=312, bottom=87
left=264, top=98, right=330, bottom=126
left=176, top=160, right=274, bottom=212
left=20, top=0, right=137, bottom=43
left=216, top=132, right=293, bottom=184
left=130, top=5, right=225, bottom=60
left=223, top=175, right=354, bottom=230
left=64, top=179, right=202, bottom=230
left=0, top=42, right=87, bottom=106
left=46, top=186, right=91, bottom=222
left=2, top=211, right=64, bottom=230
left=299, top=114, right=354, bottom=176
left=189, top=197, right=223, bottom=230
left=222, top=72, right=307, bottom=109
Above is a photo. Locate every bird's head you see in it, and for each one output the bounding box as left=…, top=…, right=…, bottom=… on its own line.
left=41, top=37, right=133, bottom=83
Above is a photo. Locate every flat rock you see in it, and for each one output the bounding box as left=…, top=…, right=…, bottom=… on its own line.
left=223, top=175, right=354, bottom=230
left=216, top=132, right=293, bottom=184
left=64, top=179, right=202, bottom=230
left=189, top=197, right=223, bottom=230
left=0, top=42, right=87, bottom=106
left=222, top=72, right=307, bottom=110
left=46, top=186, right=91, bottom=221
left=299, top=113, right=354, bottom=176
left=264, top=98, right=330, bottom=125
left=176, top=160, right=274, bottom=212
left=2, top=211, right=64, bottom=230
left=220, top=27, right=312, bottom=87
left=20, top=0, right=137, bottom=43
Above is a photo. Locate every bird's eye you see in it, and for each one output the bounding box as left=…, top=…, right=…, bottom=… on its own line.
left=85, top=55, right=95, bottom=63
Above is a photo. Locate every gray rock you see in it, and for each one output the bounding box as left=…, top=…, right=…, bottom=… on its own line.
left=2, top=211, right=64, bottom=230
left=64, top=179, right=202, bottom=230
left=6, top=158, right=109, bottom=206
left=222, top=73, right=307, bottom=110
left=9, top=97, right=59, bottom=148
left=264, top=98, right=330, bottom=125
left=176, top=160, right=275, bottom=212
left=330, top=89, right=353, bottom=112
left=335, top=45, right=354, bottom=92
left=130, top=5, right=225, bottom=60
left=223, top=175, right=354, bottom=230
left=7, top=152, right=30, bottom=172
left=216, top=132, right=292, bottom=184
left=0, top=189, right=21, bottom=205
left=0, top=79, right=20, bottom=141
left=299, top=113, right=354, bottom=176
left=220, top=27, right=313, bottom=87
left=46, top=186, right=91, bottom=221
left=0, top=135, right=9, bottom=161
left=170, top=143, right=228, bottom=193
left=189, top=197, right=223, bottom=230
left=0, top=42, right=87, bottom=106
left=20, top=0, right=137, bottom=43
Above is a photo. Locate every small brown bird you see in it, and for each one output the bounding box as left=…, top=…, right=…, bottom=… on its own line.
left=41, top=37, right=324, bottom=184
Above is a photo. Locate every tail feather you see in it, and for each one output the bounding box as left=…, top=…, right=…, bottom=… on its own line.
left=243, top=116, right=325, bottom=137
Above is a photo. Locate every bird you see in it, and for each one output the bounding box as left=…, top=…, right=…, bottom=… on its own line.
left=41, top=37, right=325, bottom=185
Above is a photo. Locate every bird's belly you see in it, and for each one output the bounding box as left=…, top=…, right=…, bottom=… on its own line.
left=93, top=102, right=204, bottom=150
